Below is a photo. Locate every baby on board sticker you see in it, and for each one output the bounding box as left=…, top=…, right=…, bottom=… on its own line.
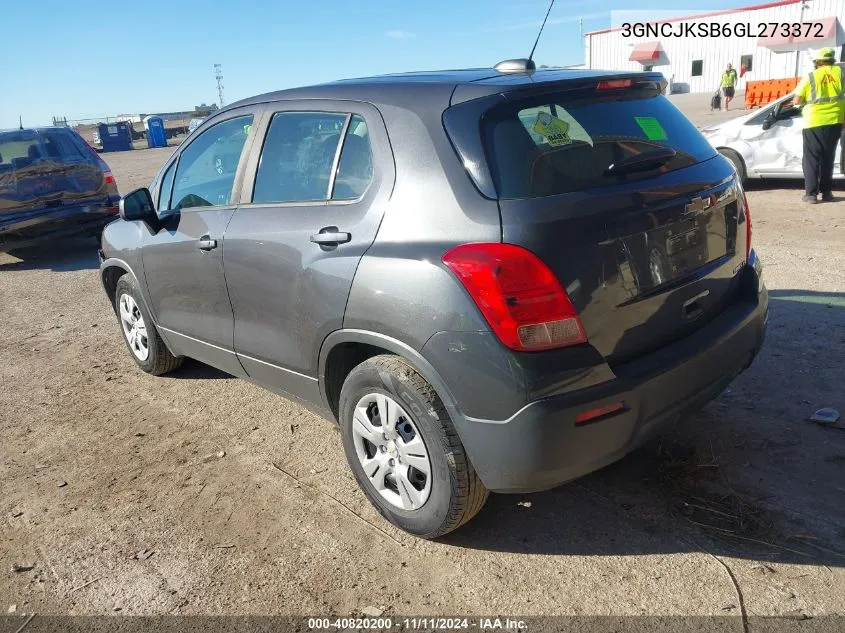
left=532, top=111, right=594, bottom=147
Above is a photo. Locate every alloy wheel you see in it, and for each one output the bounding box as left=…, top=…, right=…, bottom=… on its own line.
left=118, top=293, right=149, bottom=361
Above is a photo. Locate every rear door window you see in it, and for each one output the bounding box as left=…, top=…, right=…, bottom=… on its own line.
left=252, top=111, right=375, bottom=204
left=0, top=129, right=86, bottom=171
left=252, top=111, right=347, bottom=204
left=0, top=133, right=38, bottom=171
left=484, top=88, right=717, bottom=198
left=331, top=115, right=373, bottom=200
left=38, top=130, right=86, bottom=161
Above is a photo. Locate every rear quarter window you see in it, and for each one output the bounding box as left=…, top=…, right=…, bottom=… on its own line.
left=484, top=89, right=717, bottom=199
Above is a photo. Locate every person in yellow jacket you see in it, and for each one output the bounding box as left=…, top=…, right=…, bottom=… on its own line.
left=720, top=63, right=738, bottom=111
left=793, top=47, right=845, bottom=203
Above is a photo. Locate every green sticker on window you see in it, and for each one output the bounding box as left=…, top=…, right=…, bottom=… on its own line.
left=635, top=116, right=667, bottom=141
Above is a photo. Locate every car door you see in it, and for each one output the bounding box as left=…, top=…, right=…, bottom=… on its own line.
left=142, top=108, right=260, bottom=376
left=223, top=102, right=394, bottom=403
left=740, top=98, right=805, bottom=175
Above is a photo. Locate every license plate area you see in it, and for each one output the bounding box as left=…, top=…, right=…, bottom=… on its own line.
left=665, top=216, right=711, bottom=276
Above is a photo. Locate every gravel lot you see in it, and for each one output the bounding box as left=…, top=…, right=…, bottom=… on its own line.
left=1, top=104, right=844, bottom=619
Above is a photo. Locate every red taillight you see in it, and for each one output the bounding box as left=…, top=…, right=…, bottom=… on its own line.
left=743, top=192, right=752, bottom=262
left=103, top=171, right=116, bottom=185
left=442, top=243, right=587, bottom=352
left=597, top=79, right=632, bottom=90
left=575, top=402, right=625, bottom=424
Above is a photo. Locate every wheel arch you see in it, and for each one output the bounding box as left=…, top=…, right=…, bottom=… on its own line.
left=716, top=144, right=752, bottom=181
left=318, top=330, right=461, bottom=426
left=100, top=258, right=140, bottom=312
left=102, top=257, right=181, bottom=360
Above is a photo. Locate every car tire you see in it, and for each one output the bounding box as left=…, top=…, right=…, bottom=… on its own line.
left=338, top=354, right=489, bottom=538
left=114, top=275, right=183, bottom=376
left=719, top=148, right=747, bottom=184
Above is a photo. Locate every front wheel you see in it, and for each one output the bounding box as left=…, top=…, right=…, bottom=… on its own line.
left=339, top=355, right=488, bottom=538
left=114, top=275, right=183, bottom=376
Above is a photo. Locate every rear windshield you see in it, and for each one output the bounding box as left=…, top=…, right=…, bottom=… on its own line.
left=0, top=129, right=87, bottom=172
left=483, top=87, right=717, bottom=199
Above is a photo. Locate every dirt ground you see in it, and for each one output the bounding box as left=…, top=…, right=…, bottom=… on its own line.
left=1, top=106, right=845, bottom=620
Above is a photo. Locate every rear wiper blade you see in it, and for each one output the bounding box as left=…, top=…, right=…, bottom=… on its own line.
left=605, top=147, right=677, bottom=177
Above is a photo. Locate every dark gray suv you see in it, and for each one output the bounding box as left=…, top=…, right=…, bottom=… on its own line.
left=99, top=64, right=768, bottom=538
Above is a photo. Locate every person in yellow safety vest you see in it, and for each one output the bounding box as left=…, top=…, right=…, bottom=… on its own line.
left=793, top=47, right=845, bottom=203
left=720, top=63, right=738, bottom=111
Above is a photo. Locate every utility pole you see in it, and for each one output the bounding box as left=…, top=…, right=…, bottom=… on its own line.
left=214, top=64, right=225, bottom=107
left=579, top=17, right=585, bottom=66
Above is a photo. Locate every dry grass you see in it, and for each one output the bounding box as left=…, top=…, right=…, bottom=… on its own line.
left=654, top=439, right=845, bottom=560
left=653, top=440, right=790, bottom=551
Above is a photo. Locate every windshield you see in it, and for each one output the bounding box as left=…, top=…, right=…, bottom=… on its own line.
left=483, top=88, right=718, bottom=198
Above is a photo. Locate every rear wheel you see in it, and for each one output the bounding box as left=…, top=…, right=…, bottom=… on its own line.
left=339, top=355, right=488, bottom=538
left=114, top=275, right=183, bottom=376
left=719, top=148, right=747, bottom=184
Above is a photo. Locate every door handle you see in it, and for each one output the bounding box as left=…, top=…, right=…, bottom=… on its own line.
left=197, top=236, right=218, bottom=251
left=310, top=227, right=351, bottom=246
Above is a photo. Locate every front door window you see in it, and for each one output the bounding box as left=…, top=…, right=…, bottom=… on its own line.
left=168, top=115, right=254, bottom=210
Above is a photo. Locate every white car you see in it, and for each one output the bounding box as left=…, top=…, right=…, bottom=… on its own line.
left=701, top=92, right=844, bottom=184
left=188, top=117, right=206, bottom=134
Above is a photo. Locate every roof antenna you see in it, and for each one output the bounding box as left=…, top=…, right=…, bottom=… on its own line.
left=528, top=0, right=556, bottom=65
left=19, top=115, right=24, bottom=130
left=494, top=0, right=555, bottom=73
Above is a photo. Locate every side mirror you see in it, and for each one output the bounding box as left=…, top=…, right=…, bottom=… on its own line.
left=119, top=188, right=157, bottom=223
left=761, top=112, right=775, bottom=131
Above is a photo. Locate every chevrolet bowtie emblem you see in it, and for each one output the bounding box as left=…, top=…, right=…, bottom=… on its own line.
left=685, top=195, right=712, bottom=214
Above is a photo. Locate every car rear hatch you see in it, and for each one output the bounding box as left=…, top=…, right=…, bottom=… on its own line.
left=445, top=75, right=750, bottom=365
left=0, top=129, right=110, bottom=227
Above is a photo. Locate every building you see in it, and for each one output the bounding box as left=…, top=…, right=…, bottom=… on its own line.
left=114, top=104, right=218, bottom=125
left=584, top=0, right=845, bottom=94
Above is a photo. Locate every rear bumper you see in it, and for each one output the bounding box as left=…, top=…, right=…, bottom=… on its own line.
left=450, top=260, right=768, bottom=493
left=0, top=201, right=118, bottom=252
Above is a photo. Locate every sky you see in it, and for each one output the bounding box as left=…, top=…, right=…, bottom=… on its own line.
left=2, top=0, right=750, bottom=128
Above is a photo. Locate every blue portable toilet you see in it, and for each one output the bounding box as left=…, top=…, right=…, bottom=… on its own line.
left=145, top=116, right=167, bottom=148
left=97, top=122, right=132, bottom=152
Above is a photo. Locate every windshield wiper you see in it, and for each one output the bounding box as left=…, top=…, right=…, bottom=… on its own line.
left=605, top=147, right=677, bottom=177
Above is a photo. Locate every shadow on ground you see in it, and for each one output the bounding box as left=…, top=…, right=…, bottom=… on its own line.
left=0, top=236, right=99, bottom=271
left=443, top=289, right=845, bottom=568
left=744, top=178, right=805, bottom=192
left=167, top=358, right=234, bottom=380
left=744, top=177, right=845, bottom=195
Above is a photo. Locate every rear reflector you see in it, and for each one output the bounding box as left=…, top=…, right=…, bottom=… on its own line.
left=105, top=206, right=119, bottom=215
left=597, top=79, right=633, bottom=90
left=442, top=243, right=587, bottom=352
left=575, top=402, right=625, bottom=424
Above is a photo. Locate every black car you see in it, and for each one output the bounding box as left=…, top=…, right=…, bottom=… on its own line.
left=0, top=127, right=120, bottom=253
left=100, top=61, right=767, bottom=538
